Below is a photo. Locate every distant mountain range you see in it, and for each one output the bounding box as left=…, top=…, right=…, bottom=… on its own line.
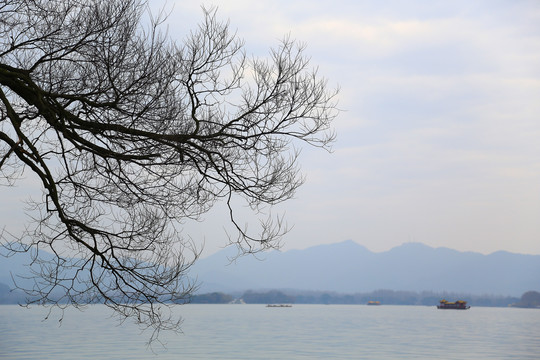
left=187, top=240, right=540, bottom=296
left=2, top=240, right=539, bottom=297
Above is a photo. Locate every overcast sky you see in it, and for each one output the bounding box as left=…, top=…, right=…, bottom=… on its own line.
left=3, top=1, right=540, bottom=257
left=163, top=0, right=540, bottom=256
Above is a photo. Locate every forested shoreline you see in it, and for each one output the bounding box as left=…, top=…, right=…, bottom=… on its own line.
left=4, top=281, right=538, bottom=308
left=190, top=289, right=523, bottom=307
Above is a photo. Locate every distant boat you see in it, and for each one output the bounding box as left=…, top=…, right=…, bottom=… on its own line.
left=367, top=301, right=381, bottom=305
left=437, top=299, right=470, bottom=310
left=266, top=304, right=292, bottom=308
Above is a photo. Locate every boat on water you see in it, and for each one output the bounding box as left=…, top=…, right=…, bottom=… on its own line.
left=367, top=301, right=381, bottom=305
left=437, top=299, right=470, bottom=310
left=266, top=304, right=292, bottom=307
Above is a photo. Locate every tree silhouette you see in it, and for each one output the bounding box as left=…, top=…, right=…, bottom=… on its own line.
left=0, top=0, right=337, bottom=340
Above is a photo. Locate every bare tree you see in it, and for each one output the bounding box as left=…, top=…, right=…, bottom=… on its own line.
left=0, top=0, right=337, bottom=341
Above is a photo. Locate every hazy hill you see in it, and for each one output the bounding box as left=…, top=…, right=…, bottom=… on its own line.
left=1, top=240, right=539, bottom=297
left=0, top=248, right=56, bottom=290
left=188, top=240, right=540, bottom=296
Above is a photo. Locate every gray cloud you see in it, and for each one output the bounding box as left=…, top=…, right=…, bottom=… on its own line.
left=4, top=0, right=539, bottom=256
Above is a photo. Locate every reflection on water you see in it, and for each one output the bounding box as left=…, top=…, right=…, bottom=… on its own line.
left=1, top=304, right=539, bottom=359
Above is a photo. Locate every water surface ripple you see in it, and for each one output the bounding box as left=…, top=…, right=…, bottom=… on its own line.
left=1, top=304, right=538, bottom=359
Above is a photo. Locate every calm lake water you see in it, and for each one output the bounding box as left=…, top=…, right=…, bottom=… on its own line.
left=0, top=304, right=539, bottom=359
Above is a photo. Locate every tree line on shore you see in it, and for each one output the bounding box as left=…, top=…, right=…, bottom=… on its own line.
left=189, top=289, right=531, bottom=307
left=3, top=281, right=538, bottom=308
